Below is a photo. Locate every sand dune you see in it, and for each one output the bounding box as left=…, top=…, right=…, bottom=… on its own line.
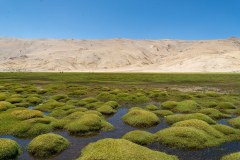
left=0, top=37, right=240, bottom=72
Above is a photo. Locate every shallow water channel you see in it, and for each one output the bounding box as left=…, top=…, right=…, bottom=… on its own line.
left=1, top=108, right=240, bottom=160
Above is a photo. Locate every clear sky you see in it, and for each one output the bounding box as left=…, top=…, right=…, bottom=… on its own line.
left=0, top=0, right=239, bottom=40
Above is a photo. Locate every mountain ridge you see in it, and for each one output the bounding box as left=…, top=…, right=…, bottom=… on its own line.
left=0, top=37, right=239, bottom=72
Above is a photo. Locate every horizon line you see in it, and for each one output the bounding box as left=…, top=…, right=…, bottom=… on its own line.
left=0, top=36, right=239, bottom=41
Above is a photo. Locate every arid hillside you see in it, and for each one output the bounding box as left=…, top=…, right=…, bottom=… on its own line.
left=0, top=37, right=240, bottom=72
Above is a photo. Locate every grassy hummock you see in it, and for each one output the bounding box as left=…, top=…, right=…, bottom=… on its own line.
left=212, top=124, right=240, bottom=140
left=161, top=100, right=200, bottom=113
left=172, top=119, right=223, bottom=138
left=155, top=119, right=225, bottom=149
left=0, top=138, right=21, bottom=160
left=199, top=108, right=231, bottom=119
left=115, top=93, right=150, bottom=104
left=10, top=118, right=54, bottom=138
left=161, top=101, right=178, bottom=110
left=166, top=113, right=216, bottom=124
left=122, top=108, right=160, bottom=128
left=221, top=152, right=240, bottom=160
left=216, top=102, right=237, bottom=110
left=35, top=100, right=65, bottom=112
left=65, top=113, right=114, bottom=135
left=11, top=109, right=44, bottom=120
left=201, top=101, right=218, bottom=108
left=26, top=96, right=42, bottom=105
left=96, top=92, right=116, bottom=102
left=96, top=105, right=116, bottom=115
left=51, top=94, right=69, bottom=102
left=104, top=101, right=119, bottom=109
left=144, top=104, right=159, bottom=111
left=0, top=93, right=8, bottom=101
left=77, top=138, right=178, bottom=160
left=173, top=100, right=200, bottom=113
left=6, top=97, right=23, bottom=104
left=0, top=101, right=15, bottom=111
left=153, top=110, right=174, bottom=117
left=27, top=133, right=69, bottom=158
left=0, top=108, right=56, bottom=138
left=228, top=117, right=240, bottom=128
left=122, top=130, right=156, bottom=145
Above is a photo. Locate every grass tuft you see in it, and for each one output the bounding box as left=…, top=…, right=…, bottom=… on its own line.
left=221, top=152, right=240, bottom=160
left=77, top=138, right=178, bottom=160
left=0, top=138, right=21, bottom=160
left=27, top=133, right=69, bottom=158
left=166, top=113, right=216, bottom=124
left=122, top=108, right=160, bottom=128
left=122, top=130, right=156, bottom=145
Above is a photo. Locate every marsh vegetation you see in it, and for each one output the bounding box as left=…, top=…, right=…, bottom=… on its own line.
left=0, top=73, right=240, bottom=160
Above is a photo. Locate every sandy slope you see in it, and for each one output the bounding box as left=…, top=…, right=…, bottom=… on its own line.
left=0, top=37, right=240, bottom=72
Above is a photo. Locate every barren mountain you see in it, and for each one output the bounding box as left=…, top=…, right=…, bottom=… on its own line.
left=0, top=37, right=240, bottom=72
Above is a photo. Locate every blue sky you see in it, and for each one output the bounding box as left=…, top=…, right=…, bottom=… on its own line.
left=0, top=0, right=239, bottom=40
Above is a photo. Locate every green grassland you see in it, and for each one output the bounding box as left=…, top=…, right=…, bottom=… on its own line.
left=0, top=72, right=240, bottom=88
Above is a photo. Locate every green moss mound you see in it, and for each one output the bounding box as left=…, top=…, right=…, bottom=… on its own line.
left=104, top=101, right=119, bottom=109
left=97, top=105, right=116, bottom=115
left=77, top=138, right=178, bottom=160
left=176, top=93, right=193, bottom=100
left=161, top=100, right=200, bottom=113
left=161, top=101, right=178, bottom=110
left=11, top=109, right=43, bottom=120
left=166, top=113, right=216, bottom=125
left=199, top=108, right=231, bottom=119
left=144, top=104, right=159, bottom=111
left=116, top=93, right=150, bottom=104
left=68, top=90, right=87, bottom=96
left=81, top=97, right=98, bottom=103
left=122, top=130, right=156, bottom=145
left=201, top=101, right=218, bottom=108
left=10, top=118, right=54, bottom=138
left=35, top=100, right=65, bottom=112
left=0, top=138, right=21, bottom=160
left=212, top=124, right=240, bottom=140
left=0, top=108, right=55, bottom=138
left=84, top=110, right=103, bottom=117
left=217, top=102, right=237, bottom=109
left=6, top=97, right=23, bottom=104
left=51, top=94, right=69, bottom=102
left=174, top=100, right=200, bottom=113
left=0, top=93, right=8, bottom=101
left=172, top=119, right=223, bottom=138
left=122, top=108, right=160, bottom=128
left=156, top=120, right=225, bottom=149
left=26, top=96, right=42, bottom=105
left=149, top=91, right=169, bottom=102
left=96, top=92, right=116, bottom=101
left=28, top=133, right=69, bottom=158
left=153, top=110, right=174, bottom=116
left=101, top=121, right=115, bottom=131
left=228, top=117, right=240, bottom=128
left=65, top=113, right=113, bottom=135
left=0, top=101, right=15, bottom=111
left=84, top=102, right=104, bottom=110
left=221, top=152, right=240, bottom=160
left=132, top=93, right=151, bottom=103
left=48, top=105, right=77, bottom=118
left=15, top=102, right=30, bottom=108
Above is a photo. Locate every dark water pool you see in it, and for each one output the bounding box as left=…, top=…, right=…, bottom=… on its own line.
left=1, top=108, right=240, bottom=160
